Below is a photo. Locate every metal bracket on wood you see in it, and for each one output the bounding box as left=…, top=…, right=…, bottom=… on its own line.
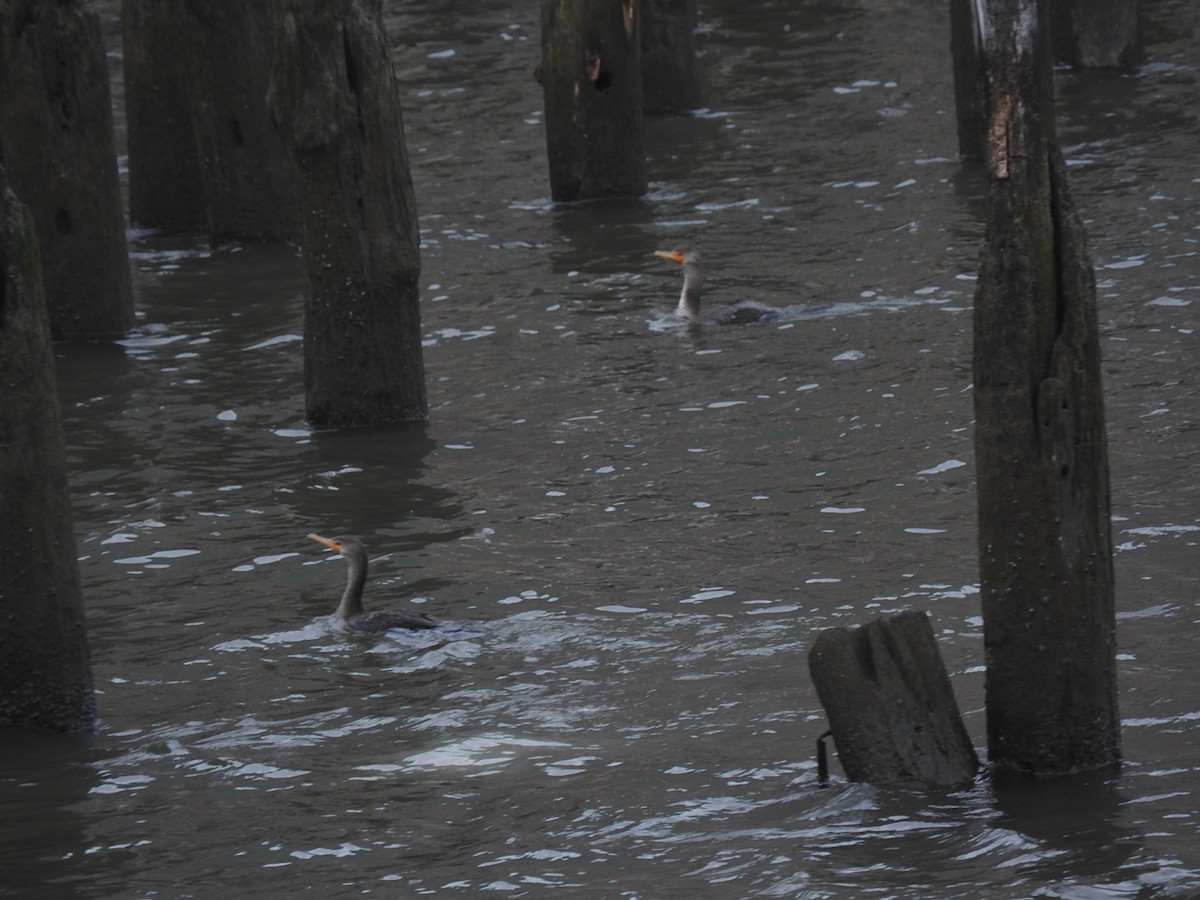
left=816, top=729, right=833, bottom=785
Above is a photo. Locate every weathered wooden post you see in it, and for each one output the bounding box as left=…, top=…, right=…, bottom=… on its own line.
left=268, top=0, right=428, bottom=428
left=973, top=0, right=1119, bottom=773
left=1052, top=0, right=1141, bottom=67
left=122, top=0, right=206, bottom=232
left=0, top=0, right=132, bottom=338
left=808, top=611, right=979, bottom=786
left=949, top=0, right=987, bottom=161
left=124, top=0, right=298, bottom=240
left=540, top=0, right=648, bottom=201
left=0, top=175, right=96, bottom=733
left=640, top=0, right=698, bottom=112
left=955, top=0, right=1141, bottom=160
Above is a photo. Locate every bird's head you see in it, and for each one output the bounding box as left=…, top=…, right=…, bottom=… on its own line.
left=655, top=246, right=704, bottom=305
left=654, top=247, right=701, bottom=267
left=655, top=247, right=703, bottom=279
left=307, top=533, right=367, bottom=561
left=307, top=533, right=343, bottom=553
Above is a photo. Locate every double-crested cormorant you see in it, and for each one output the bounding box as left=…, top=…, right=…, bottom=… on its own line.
left=654, top=247, right=782, bottom=325
left=307, top=533, right=439, bottom=631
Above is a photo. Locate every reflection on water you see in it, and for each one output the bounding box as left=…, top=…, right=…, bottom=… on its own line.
left=2, top=0, right=1198, bottom=896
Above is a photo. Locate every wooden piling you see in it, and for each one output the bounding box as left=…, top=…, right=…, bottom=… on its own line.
left=1052, top=0, right=1142, bottom=67
left=268, top=0, right=427, bottom=428
left=540, top=0, right=647, bottom=201
left=0, top=176, right=96, bottom=732
left=640, top=0, right=699, bottom=112
left=123, top=0, right=207, bottom=232
left=124, top=0, right=298, bottom=241
left=808, top=611, right=979, bottom=786
left=949, top=0, right=987, bottom=161
left=973, top=0, right=1119, bottom=774
left=0, top=0, right=132, bottom=338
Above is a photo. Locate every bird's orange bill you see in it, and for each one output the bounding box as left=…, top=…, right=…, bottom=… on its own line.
left=307, top=533, right=341, bottom=553
left=654, top=249, right=685, bottom=264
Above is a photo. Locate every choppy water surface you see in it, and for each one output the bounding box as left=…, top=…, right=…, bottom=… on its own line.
left=3, top=1, right=1198, bottom=897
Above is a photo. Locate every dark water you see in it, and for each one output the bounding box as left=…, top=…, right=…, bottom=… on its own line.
left=4, top=1, right=1199, bottom=896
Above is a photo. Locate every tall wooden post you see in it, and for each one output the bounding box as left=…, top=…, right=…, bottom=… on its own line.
left=973, top=0, right=1119, bottom=774
left=0, top=177, right=96, bottom=733
left=949, top=0, right=987, bottom=161
left=269, top=0, right=427, bottom=428
left=123, top=0, right=207, bottom=232
left=540, top=0, right=647, bottom=201
left=1052, top=0, right=1141, bottom=67
left=640, top=0, right=698, bottom=113
left=0, top=0, right=132, bottom=338
left=124, top=0, right=298, bottom=241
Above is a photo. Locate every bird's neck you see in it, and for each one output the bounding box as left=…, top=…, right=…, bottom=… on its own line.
left=336, top=562, right=367, bottom=618
left=677, top=269, right=703, bottom=319
left=677, top=287, right=701, bottom=319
